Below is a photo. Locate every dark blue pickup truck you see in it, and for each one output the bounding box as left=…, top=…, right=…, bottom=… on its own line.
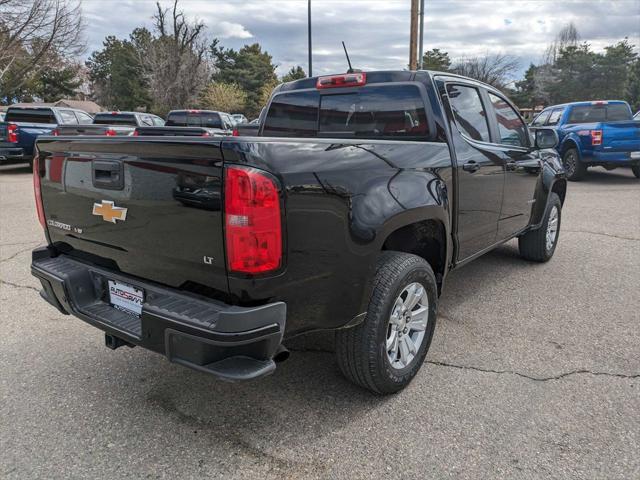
left=0, top=106, right=93, bottom=166
left=531, top=100, right=640, bottom=180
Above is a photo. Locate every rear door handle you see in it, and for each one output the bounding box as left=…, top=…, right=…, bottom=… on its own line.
left=462, top=161, right=480, bottom=173
left=506, top=161, right=517, bottom=171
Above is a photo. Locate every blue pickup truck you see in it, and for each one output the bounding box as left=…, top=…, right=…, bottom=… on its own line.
left=0, top=106, right=93, bottom=166
left=531, top=100, right=640, bottom=180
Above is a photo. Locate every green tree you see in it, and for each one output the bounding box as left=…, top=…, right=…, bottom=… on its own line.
left=421, top=48, right=451, bottom=71
left=281, top=66, right=306, bottom=82
left=200, top=82, right=246, bottom=113
left=86, top=34, right=150, bottom=110
left=592, top=39, right=637, bottom=100
left=211, top=41, right=277, bottom=117
left=33, top=63, right=82, bottom=102
left=546, top=43, right=599, bottom=103
left=626, top=58, right=640, bottom=111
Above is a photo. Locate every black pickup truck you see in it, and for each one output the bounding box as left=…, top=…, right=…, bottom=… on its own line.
left=31, top=71, right=566, bottom=394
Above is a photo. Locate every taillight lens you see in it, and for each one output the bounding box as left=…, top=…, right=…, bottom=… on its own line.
left=8, top=123, right=18, bottom=143
left=105, top=129, right=117, bottom=136
left=224, top=165, right=282, bottom=274
left=51, top=128, right=59, bottom=136
left=201, top=131, right=210, bottom=137
left=33, top=154, right=46, bottom=229
left=232, top=128, right=239, bottom=137
left=591, top=130, right=602, bottom=146
left=132, top=129, right=139, bottom=136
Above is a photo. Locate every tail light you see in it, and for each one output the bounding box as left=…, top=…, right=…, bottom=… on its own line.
left=316, top=72, right=366, bottom=89
left=33, top=154, right=46, bottom=229
left=232, top=128, right=239, bottom=137
left=51, top=128, right=59, bottom=136
left=132, top=129, right=139, bottom=136
left=201, top=131, right=211, bottom=137
left=224, top=165, right=282, bottom=274
left=105, top=129, right=117, bottom=136
left=591, top=130, right=602, bottom=146
left=7, top=123, right=18, bottom=143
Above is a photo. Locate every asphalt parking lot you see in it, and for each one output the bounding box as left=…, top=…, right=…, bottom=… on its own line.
left=1, top=163, right=638, bottom=479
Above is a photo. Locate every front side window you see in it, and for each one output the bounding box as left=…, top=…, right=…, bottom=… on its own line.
left=446, top=84, right=490, bottom=142
left=531, top=110, right=551, bottom=126
left=488, top=92, right=528, bottom=147
left=75, top=111, right=94, bottom=124
left=58, top=110, right=78, bottom=125
left=547, top=108, right=564, bottom=126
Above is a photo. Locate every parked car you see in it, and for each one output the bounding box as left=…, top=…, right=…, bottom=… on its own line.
left=0, top=112, right=5, bottom=122
left=232, top=114, right=248, bottom=124
left=56, top=111, right=165, bottom=136
left=236, top=108, right=266, bottom=136
left=531, top=100, right=640, bottom=180
left=31, top=70, right=566, bottom=394
left=134, top=110, right=235, bottom=137
left=0, top=105, right=93, bottom=165
left=634, top=110, right=639, bottom=120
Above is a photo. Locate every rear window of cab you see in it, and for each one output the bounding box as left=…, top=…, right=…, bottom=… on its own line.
left=567, top=103, right=631, bottom=123
left=262, top=84, right=429, bottom=140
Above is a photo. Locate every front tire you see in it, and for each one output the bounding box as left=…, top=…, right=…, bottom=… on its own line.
left=562, top=148, right=587, bottom=181
left=518, top=193, right=562, bottom=262
left=335, top=252, right=437, bottom=395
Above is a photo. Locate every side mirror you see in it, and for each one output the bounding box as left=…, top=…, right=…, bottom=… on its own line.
left=535, top=128, right=559, bottom=149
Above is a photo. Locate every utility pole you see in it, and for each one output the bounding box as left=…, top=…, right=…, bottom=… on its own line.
left=418, top=0, right=425, bottom=69
left=308, top=0, right=313, bottom=77
left=409, top=0, right=419, bottom=70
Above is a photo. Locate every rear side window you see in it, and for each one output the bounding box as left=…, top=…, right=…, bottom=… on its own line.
left=567, top=104, right=632, bottom=123
left=318, top=86, right=428, bottom=139
left=5, top=108, right=56, bottom=124
left=446, top=84, right=490, bottom=142
left=263, top=91, right=319, bottom=137
left=488, top=92, right=528, bottom=147
left=93, top=114, right=137, bottom=125
left=75, top=111, right=94, bottom=124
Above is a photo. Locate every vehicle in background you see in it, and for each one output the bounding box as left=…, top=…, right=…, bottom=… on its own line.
left=0, top=106, right=93, bottom=165
left=232, top=114, right=248, bottom=124
left=0, top=112, right=5, bottom=122
left=134, top=110, right=236, bottom=137
left=531, top=100, right=640, bottom=180
left=56, top=111, right=165, bottom=137
left=235, top=109, right=265, bottom=136
left=31, top=70, right=566, bottom=394
left=634, top=110, right=639, bottom=120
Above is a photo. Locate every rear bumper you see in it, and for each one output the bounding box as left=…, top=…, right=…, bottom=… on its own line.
left=31, top=247, right=286, bottom=382
left=0, top=146, right=25, bottom=163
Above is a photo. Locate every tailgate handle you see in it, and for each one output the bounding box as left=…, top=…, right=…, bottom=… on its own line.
left=92, top=160, right=124, bottom=190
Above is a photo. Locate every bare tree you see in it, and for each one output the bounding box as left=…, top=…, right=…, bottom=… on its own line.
left=452, top=53, right=520, bottom=89
left=139, top=0, right=210, bottom=113
left=544, top=22, right=580, bottom=64
left=0, top=0, right=85, bottom=91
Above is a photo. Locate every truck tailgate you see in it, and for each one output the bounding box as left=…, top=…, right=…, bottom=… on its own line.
left=602, top=121, right=640, bottom=152
left=35, top=137, right=229, bottom=295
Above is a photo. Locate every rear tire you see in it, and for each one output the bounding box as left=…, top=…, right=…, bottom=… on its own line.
left=518, top=193, right=562, bottom=262
left=632, top=165, right=640, bottom=179
left=335, top=252, right=437, bottom=395
left=562, top=148, right=587, bottom=181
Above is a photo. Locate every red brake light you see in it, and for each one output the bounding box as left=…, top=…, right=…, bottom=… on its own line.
left=7, top=123, right=18, bottom=143
left=201, top=131, right=210, bottom=137
left=105, top=129, right=117, bottom=136
left=132, top=129, right=139, bottom=136
left=33, top=154, right=46, bottom=229
left=316, top=72, right=366, bottom=89
left=232, top=128, right=239, bottom=137
left=591, top=129, right=602, bottom=146
left=51, top=128, right=59, bottom=136
left=224, top=165, right=282, bottom=274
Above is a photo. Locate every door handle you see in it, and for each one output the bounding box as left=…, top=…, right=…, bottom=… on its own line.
left=462, top=161, right=480, bottom=173
left=506, top=161, right=517, bottom=171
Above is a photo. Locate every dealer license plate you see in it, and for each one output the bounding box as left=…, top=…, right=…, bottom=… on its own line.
left=108, top=280, right=144, bottom=317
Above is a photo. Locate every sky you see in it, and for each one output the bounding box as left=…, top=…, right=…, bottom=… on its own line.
left=80, top=0, right=640, bottom=79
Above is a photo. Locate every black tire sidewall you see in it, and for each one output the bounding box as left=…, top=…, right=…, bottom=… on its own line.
left=372, top=260, right=437, bottom=391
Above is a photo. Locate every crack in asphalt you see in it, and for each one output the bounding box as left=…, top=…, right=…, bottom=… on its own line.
left=426, top=360, right=640, bottom=381
left=565, top=229, right=640, bottom=242
left=0, top=279, right=39, bottom=293
left=0, top=243, right=42, bottom=263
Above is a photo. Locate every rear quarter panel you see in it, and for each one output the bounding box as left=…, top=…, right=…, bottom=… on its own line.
left=221, top=138, right=453, bottom=335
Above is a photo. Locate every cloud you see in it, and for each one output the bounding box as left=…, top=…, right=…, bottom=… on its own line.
left=215, top=21, right=253, bottom=39
left=80, top=0, right=640, bottom=79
